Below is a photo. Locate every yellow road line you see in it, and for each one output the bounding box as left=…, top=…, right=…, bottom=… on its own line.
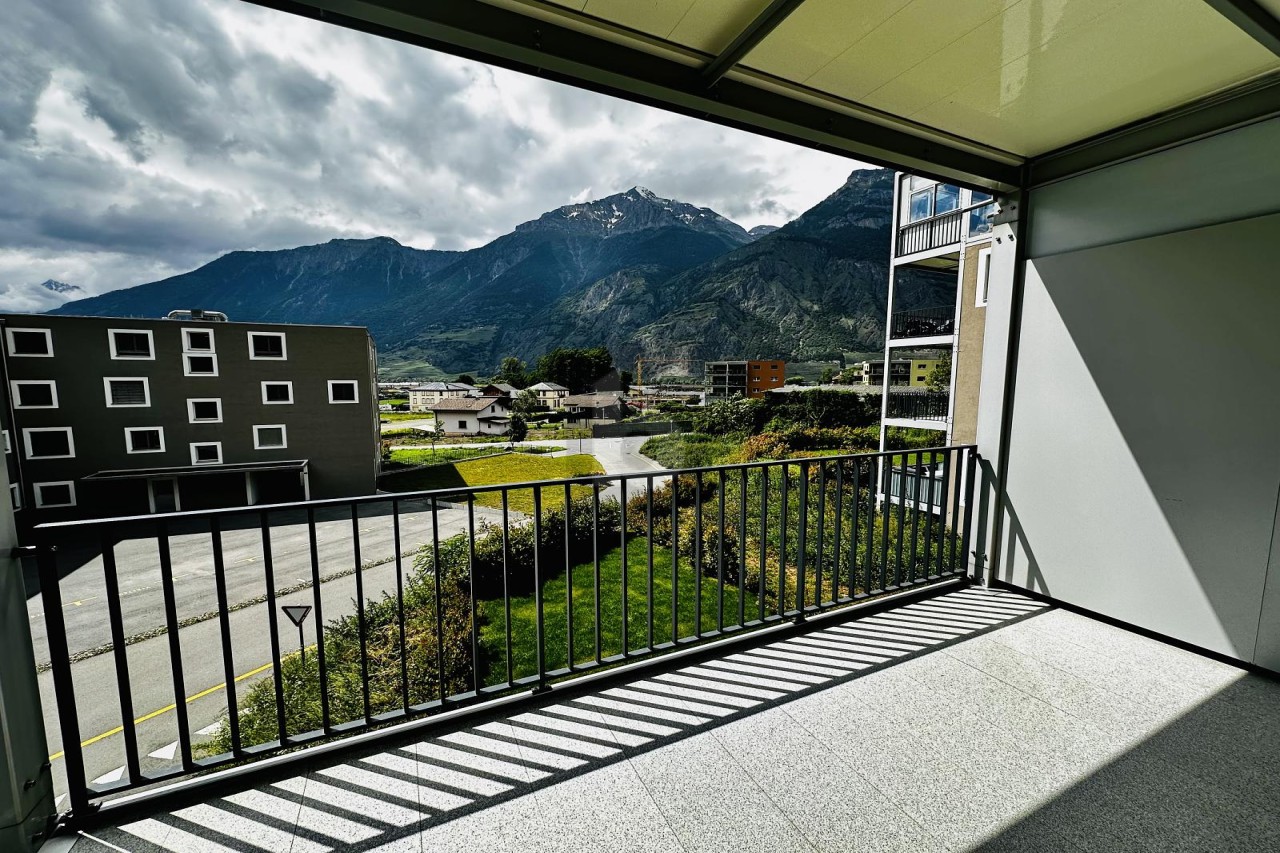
left=48, top=661, right=276, bottom=762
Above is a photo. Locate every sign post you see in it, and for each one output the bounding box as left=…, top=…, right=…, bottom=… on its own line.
left=281, top=605, right=313, bottom=666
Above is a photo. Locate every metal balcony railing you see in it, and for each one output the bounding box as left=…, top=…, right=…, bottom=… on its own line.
left=886, top=390, right=950, bottom=421
left=897, top=209, right=963, bottom=255
left=888, top=462, right=946, bottom=512
left=890, top=305, right=955, bottom=339
left=32, top=446, right=976, bottom=821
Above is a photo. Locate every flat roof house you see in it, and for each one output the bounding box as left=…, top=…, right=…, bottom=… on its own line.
left=0, top=312, right=379, bottom=522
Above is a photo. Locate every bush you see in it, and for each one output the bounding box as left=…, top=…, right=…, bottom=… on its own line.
left=692, top=396, right=764, bottom=435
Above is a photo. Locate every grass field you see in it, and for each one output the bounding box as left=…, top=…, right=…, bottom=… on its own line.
left=478, top=537, right=747, bottom=679
left=380, top=453, right=604, bottom=512
left=639, top=433, right=740, bottom=468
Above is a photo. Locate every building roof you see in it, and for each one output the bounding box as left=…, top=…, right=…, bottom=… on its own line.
left=562, top=392, right=626, bottom=408
left=528, top=382, right=569, bottom=392
left=428, top=396, right=507, bottom=413
left=411, top=382, right=478, bottom=392
left=274, top=1, right=1280, bottom=191
left=486, top=383, right=518, bottom=393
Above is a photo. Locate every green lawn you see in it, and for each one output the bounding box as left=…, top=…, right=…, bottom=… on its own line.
left=380, top=453, right=604, bottom=513
left=389, top=446, right=508, bottom=466
left=380, top=411, right=432, bottom=423
left=478, top=537, right=749, bottom=680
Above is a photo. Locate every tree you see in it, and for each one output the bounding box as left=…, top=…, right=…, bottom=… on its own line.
left=820, top=367, right=835, bottom=384
left=508, top=414, right=528, bottom=443
left=494, top=357, right=529, bottom=389
left=618, top=370, right=633, bottom=391
left=535, top=346, right=614, bottom=392
left=926, top=353, right=952, bottom=393
left=456, top=374, right=476, bottom=386
left=512, top=389, right=541, bottom=416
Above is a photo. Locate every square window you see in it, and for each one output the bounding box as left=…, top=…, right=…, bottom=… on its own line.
left=908, top=188, right=933, bottom=222
left=34, top=481, right=75, bottom=508
left=253, top=424, right=287, bottom=449
left=11, top=380, right=58, bottom=408
left=104, top=377, right=150, bottom=407
left=262, top=382, right=293, bottom=404
left=328, top=380, right=359, bottom=403
left=457, top=420, right=467, bottom=430
left=126, top=427, right=165, bottom=454
left=935, top=184, right=961, bottom=214
left=190, top=442, right=222, bottom=464
left=182, top=328, right=215, bottom=352
left=184, top=354, right=218, bottom=376
left=6, top=328, right=53, bottom=357
left=188, top=398, right=222, bottom=423
left=23, top=428, right=74, bottom=459
left=248, top=332, right=287, bottom=360
left=109, top=329, right=154, bottom=359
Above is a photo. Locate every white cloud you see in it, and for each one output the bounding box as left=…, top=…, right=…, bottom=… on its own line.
left=0, top=0, right=860, bottom=307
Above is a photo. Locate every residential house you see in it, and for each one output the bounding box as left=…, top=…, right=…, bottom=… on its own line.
left=526, top=381, right=569, bottom=410
left=428, top=396, right=511, bottom=436
left=561, top=392, right=630, bottom=427
left=478, top=382, right=517, bottom=398
left=407, top=381, right=479, bottom=412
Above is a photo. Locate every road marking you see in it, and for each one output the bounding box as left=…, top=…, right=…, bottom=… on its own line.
left=196, top=722, right=222, bottom=736
left=91, top=766, right=124, bottom=785
left=148, top=741, right=178, bottom=761
left=64, top=596, right=98, bottom=609
left=48, top=660, right=275, bottom=762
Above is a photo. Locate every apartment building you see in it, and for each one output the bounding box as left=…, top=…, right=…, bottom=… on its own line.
left=855, top=357, right=944, bottom=388
left=704, top=359, right=785, bottom=399
left=0, top=312, right=379, bottom=522
left=526, top=381, right=570, bottom=409
left=407, top=381, right=479, bottom=412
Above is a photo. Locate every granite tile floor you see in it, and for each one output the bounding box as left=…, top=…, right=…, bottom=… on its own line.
left=62, top=586, right=1280, bottom=852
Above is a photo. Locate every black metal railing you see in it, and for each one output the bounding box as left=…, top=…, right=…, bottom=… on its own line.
left=890, top=305, right=955, bottom=339
left=34, top=446, right=975, bottom=819
left=897, top=208, right=963, bottom=255
left=886, top=391, right=950, bottom=421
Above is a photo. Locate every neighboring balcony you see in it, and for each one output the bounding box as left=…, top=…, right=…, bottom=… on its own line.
left=895, top=202, right=996, bottom=260
left=889, top=305, right=955, bottom=341
left=885, top=389, right=949, bottom=424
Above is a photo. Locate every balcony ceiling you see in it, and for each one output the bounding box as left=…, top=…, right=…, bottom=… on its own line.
left=252, top=1, right=1280, bottom=189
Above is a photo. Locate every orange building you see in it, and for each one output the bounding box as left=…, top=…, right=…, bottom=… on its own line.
left=705, top=359, right=786, bottom=399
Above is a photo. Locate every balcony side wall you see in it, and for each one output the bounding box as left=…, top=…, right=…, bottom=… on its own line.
left=951, top=239, right=990, bottom=446
left=982, top=115, right=1280, bottom=667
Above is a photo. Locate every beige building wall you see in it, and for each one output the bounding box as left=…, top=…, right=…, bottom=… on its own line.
left=951, top=239, right=991, bottom=445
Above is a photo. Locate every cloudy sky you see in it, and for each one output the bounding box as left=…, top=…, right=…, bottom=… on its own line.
left=0, top=0, right=861, bottom=310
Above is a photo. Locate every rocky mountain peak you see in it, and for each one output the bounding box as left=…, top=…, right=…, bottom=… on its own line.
left=40, top=279, right=83, bottom=295
left=515, top=187, right=750, bottom=244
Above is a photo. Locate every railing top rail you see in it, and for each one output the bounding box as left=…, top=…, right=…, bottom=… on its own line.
left=31, top=444, right=978, bottom=533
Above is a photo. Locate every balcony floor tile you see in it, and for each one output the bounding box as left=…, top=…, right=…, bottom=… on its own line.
left=66, top=586, right=1280, bottom=853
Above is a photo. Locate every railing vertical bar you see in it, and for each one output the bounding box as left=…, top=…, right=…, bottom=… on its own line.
left=849, top=461, right=862, bottom=595
left=469, top=495, right=481, bottom=693
left=646, top=475, right=655, bottom=649
left=863, top=461, right=875, bottom=595
left=932, top=451, right=949, bottom=577
left=502, top=491, right=513, bottom=686
left=210, top=519, right=243, bottom=755
left=671, top=473, right=679, bottom=643
left=693, top=471, right=703, bottom=637
left=620, top=478, right=629, bottom=655
left=392, top=500, right=409, bottom=712
left=432, top=498, right=445, bottom=703
left=738, top=466, right=748, bottom=627
left=878, top=458, right=890, bottom=592
left=833, top=462, right=844, bottom=601
left=350, top=504, right=371, bottom=723
left=948, top=447, right=964, bottom=574
left=716, top=470, right=726, bottom=632
left=100, top=531, right=140, bottom=782
left=592, top=485, right=601, bottom=665
left=778, top=463, right=789, bottom=617
left=895, top=452, right=908, bottom=587
left=564, top=482, right=573, bottom=668
left=758, top=466, right=768, bottom=621
left=796, top=461, right=809, bottom=615
left=533, top=486, right=546, bottom=688
left=305, top=508, right=330, bottom=735
left=36, top=545, right=89, bottom=814
left=908, top=454, right=923, bottom=586
left=815, top=461, right=826, bottom=608
left=158, top=519, right=193, bottom=767
left=922, top=451, right=936, bottom=579
left=961, top=449, right=978, bottom=582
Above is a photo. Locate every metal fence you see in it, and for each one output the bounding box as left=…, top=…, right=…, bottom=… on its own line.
left=886, top=390, right=950, bottom=421
left=890, top=305, right=955, bottom=339
left=33, top=445, right=976, bottom=820
left=896, top=209, right=964, bottom=255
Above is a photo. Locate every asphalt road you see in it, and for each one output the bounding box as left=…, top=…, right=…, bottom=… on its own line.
left=34, top=436, right=670, bottom=799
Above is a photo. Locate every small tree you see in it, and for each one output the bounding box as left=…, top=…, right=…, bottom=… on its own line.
left=456, top=373, right=476, bottom=386
left=512, top=389, right=541, bottom=416
left=508, top=414, right=528, bottom=443
left=494, top=357, right=529, bottom=389
left=926, top=353, right=952, bottom=393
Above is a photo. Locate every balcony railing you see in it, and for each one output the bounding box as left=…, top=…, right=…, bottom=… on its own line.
left=890, top=305, right=955, bottom=339
left=897, top=208, right=963, bottom=255
left=886, top=390, right=950, bottom=421
left=32, top=446, right=976, bottom=820
left=888, top=461, right=946, bottom=512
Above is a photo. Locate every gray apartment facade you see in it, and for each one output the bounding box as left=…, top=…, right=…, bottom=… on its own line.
left=0, top=313, right=379, bottom=523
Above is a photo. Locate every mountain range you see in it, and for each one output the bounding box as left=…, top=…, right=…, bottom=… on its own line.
left=51, top=167, right=943, bottom=378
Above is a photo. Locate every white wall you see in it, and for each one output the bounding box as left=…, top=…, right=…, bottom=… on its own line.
left=980, top=116, right=1280, bottom=668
